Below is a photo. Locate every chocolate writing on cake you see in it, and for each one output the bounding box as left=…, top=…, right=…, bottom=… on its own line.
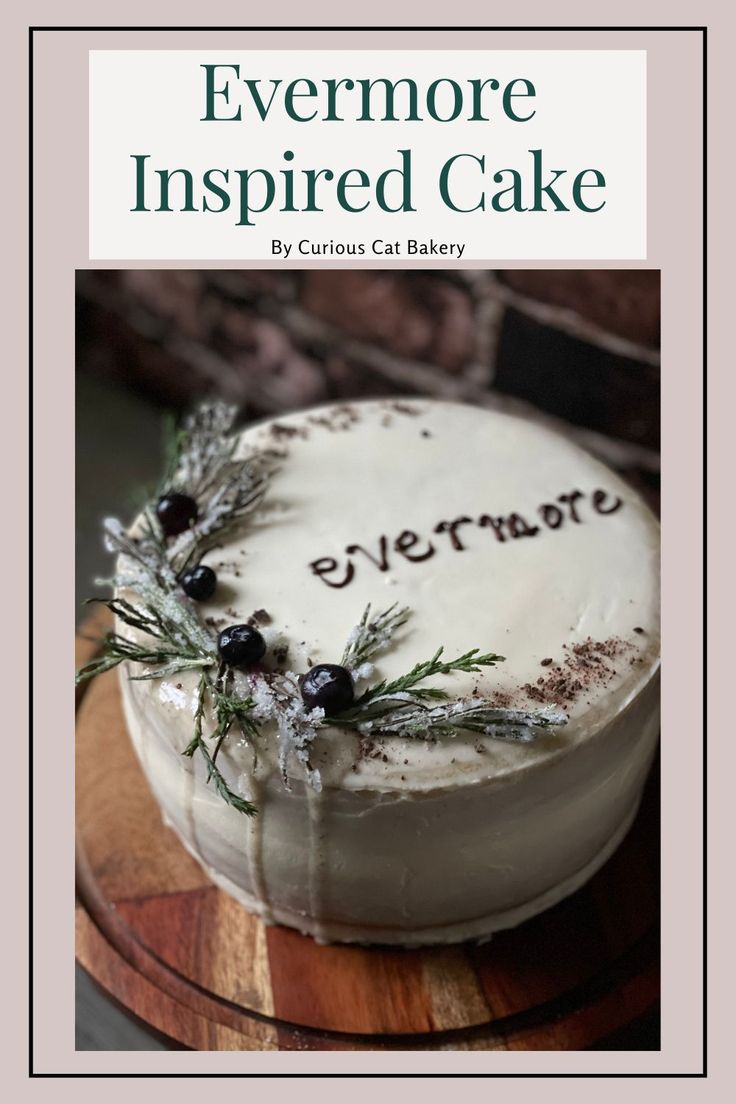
left=308, top=487, right=623, bottom=588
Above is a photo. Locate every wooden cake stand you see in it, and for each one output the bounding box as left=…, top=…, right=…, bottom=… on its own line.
left=76, top=611, right=660, bottom=1051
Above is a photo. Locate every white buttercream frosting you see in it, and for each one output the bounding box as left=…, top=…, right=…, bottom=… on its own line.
left=119, top=399, right=660, bottom=944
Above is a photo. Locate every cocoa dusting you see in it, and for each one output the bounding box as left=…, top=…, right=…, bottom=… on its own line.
left=308, top=406, right=359, bottom=430
left=359, top=736, right=385, bottom=761
left=489, top=688, right=514, bottom=708
left=270, top=422, right=308, bottom=440
left=522, top=636, right=634, bottom=709
left=307, top=404, right=360, bottom=432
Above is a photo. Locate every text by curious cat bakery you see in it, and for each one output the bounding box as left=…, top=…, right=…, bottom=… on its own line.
left=271, top=238, right=467, bottom=258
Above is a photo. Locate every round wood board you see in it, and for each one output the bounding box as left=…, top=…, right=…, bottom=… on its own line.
left=75, top=611, right=660, bottom=1052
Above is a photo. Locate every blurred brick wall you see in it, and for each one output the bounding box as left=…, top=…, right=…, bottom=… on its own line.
left=76, top=269, right=660, bottom=505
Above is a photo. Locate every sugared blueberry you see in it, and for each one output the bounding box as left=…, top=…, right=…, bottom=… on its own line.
left=156, top=492, right=198, bottom=536
left=217, top=624, right=267, bottom=668
left=300, top=664, right=354, bottom=714
left=181, top=564, right=217, bottom=601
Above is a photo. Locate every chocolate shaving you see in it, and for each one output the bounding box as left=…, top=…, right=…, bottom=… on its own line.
left=204, top=615, right=227, bottom=630
left=306, top=405, right=360, bottom=433
left=269, top=422, right=308, bottom=440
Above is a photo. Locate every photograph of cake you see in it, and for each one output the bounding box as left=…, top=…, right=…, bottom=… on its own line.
left=75, top=269, right=661, bottom=1052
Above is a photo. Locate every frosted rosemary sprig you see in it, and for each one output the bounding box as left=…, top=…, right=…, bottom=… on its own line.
left=75, top=530, right=218, bottom=687
left=160, top=401, right=240, bottom=499
left=323, top=606, right=567, bottom=743
left=76, top=526, right=260, bottom=814
left=335, top=698, right=567, bottom=742
left=75, top=402, right=269, bottom=813
left=75, top=605, right=215, bottom=684
left=357, top=646, right=506, bottom=706
left=248, top=670, right=326, bottom=791
left=340, top=602, right=411, bottom=671
left=75, top=515, right=218, bottom=686
left=182, top=672, right=258, bottom=817
left=160, top=402, right=271, bottom=576
left=210, top=669, right=261, bottom=761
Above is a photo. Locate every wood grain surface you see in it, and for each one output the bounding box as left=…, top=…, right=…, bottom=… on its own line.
left=75, top=611, right=660, bottom=1051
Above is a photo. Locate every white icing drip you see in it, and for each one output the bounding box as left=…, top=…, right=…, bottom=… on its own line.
left=306, top=783, right=328, bottom=944
left=238, top=753, right=274, bottom=926
left=182, top=758, right=200, bottom=858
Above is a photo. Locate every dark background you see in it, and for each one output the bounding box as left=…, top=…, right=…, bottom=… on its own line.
left=76, top=268, right=660, bottom=510
left=75, top=267, right=661, bottom=1050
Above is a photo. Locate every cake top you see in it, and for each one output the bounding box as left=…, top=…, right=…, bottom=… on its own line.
left=154, top=398, right=658, bottom=793
left=83, top=398, right=660, bottom=802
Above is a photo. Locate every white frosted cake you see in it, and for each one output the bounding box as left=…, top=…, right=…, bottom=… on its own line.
left=116, top=399, right=660, bottom=945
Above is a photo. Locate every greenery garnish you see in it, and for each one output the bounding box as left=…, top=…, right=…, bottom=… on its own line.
left=181, top=672, right=258, bottom=817
left=340, top=602, right=411, bottom=671
left=158, top=401, right=270, bottom=577
left=330, top=624, right=564, bottom=742
left=76, top=402, right=567, bottom=816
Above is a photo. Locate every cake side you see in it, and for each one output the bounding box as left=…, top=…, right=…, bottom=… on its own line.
left=122, top=666, right=659, bottom=944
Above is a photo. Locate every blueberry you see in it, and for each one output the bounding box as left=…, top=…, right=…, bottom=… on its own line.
left=181, top=564, right=217, bottom=601
left=300, top=664, right=354, bottom=714
left=156, top=493, right=198, bottom=536
left=217, top=624, right=267, bottom=668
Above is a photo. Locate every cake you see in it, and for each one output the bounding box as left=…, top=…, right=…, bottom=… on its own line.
left=110, top=399, right=660, bottom=946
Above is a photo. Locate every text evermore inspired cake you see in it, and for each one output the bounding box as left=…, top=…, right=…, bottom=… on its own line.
left=78, top=399, right=660, bottom=946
